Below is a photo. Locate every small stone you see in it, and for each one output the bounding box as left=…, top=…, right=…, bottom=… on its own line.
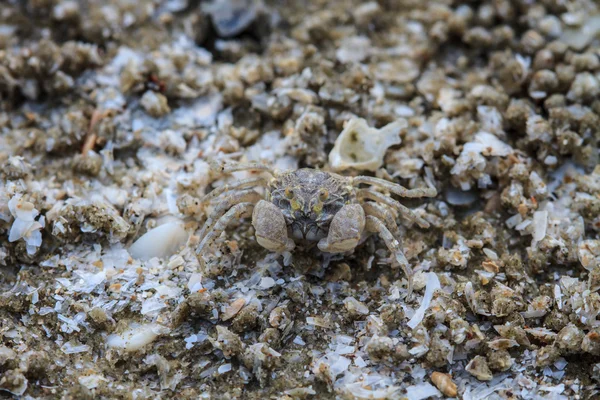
left=582, top=329, right=600, bottom=355
left=344, top=297, right=369, bottom=317
left=325, top=263, right=352, bottom=282
left=365, top=336, right=394, bottom=362
left=487, top=349, right=513, bottom=371
left=0, top=346, right=16, bottom=367
left=0, top=369, right=28, bottom=396
left=231, top=304, right=259, bottom=333
left=269, top=306, right=292, bottom=329
left=536, top=345, right=560, bottom=367
left=213, top=326, right=244, bottom=358
left=425, top=334, right=453, bottom=368
left=567, top=73, right=600, bottom=102
left=258, top=328, right=280, bottom=346
left=352, top=1, right=381, bottom=26
left=88, top=307, right=114, bottom=331
left=141, top=90, right=171, bottom=117
left=3, top=156, right=31, bottom=180
left=466, top=355, right=493, bottom=381
left=555, top=323, right=584, bottom=354
left=72, top=151, right=103, bottom=177
left=521, top=30, right=545, bottom=53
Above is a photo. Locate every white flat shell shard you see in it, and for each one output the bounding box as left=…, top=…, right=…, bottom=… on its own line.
left=78, top=375, right=108, bottom=390
left=8, top=218, right=37, bottom=242
left=329, top=117, right=407, bottom=172
left=129, top=221, right=189, bottom=260
left=106, top=323, right=165, bottom=351
left=8, top=194, right=39, bottom=221
left=405, top=382, right=442, bottom=400
left=408, top=272, right=441, bottom=329
left=474, top=132, right=513, bottom=157
left=561, top=14, right=600, bottom=51
left=531, top=210, right=548, bottom=246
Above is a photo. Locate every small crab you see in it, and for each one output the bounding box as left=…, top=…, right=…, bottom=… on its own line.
left=196, top=160, right=436, bottom=295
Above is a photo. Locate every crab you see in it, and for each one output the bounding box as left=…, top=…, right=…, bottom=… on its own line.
left=196, top=160, right=437, bottom=296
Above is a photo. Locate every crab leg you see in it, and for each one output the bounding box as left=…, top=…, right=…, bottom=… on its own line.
left=353, top=176, right=437, bottom=198
left=199, top=177, right=267, bottom=204
left=198, top=190, right=263, bottom=242
left=358, top=189, right=430, bottom=229
left=361, top=202, right=400, bottom=238
left=196, top=202, right=256, bottom=256
left=209, top=159, right=274, bottom=175
left=365, top=215, right=413, bottom=298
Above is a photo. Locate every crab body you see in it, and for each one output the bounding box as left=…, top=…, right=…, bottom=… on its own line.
left=197, top=161, right=436, bottom=296
left=268, top=169, right=352, bottom=244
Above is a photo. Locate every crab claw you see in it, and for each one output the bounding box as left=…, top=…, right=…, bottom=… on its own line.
left=252, top=200, right=295, bottom=252
left=318, top=204, right=365, bottom=253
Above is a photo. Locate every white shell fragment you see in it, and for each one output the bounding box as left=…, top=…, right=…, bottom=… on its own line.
left=531, top=210, right=548, bottom=246
left=2, top=1, right=599, bottom=397
left=405, top=382, right=442, bottom=400
left=329, top=117, right=407, bottom=172
left=203, top=0, right=258, bottom=37
left=561, top=14, right=600, bottom=51
left=578, top=240, right=600, bottom=271
left=336, top=36, right=372, bottom=64
left=106, top=323, right=166, bottom=351
left=129, top=220, right=189, bottom=260
left=221, top=298, right=246, bottom=321
left=408, top=272, right=441, bottom=329
left=0, top=373, right=27, bottom=396
left=188, top=273, right=203, bottom=292
left=7, top=194, right=45, bottom=255
left=473, top=132, right=512, bottom=156
left=78, top=375, right=108, bottom=390
left=344, top=296, right=369, bottom=315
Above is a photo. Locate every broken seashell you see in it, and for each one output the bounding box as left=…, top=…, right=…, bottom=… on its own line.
left=129, top=220, right=189, bottom=260
left=329, top=117, right=407, bottom=172
left=221, top=298, right=246, bottom=321
left=106, top=323, right=166, bottom=352
left=430, top=372, right=457, bottom=398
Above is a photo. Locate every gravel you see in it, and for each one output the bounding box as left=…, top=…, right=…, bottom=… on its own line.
left=1, top=0, right=600, bottom=398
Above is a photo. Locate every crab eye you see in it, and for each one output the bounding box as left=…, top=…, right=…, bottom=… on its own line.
left=318, top=189, right=329, bottom=202
left=285, top=188, right=294, bottom=199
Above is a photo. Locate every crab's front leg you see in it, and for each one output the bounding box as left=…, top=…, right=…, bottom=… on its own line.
left=252, top=200, right=295, bottom=252
left=365, top=215, right=413, bottom=298
left=318, top=204, right=365, bottom=253
left=197, top=202, right=256, bottom=256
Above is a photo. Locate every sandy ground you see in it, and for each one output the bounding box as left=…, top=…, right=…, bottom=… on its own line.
left=1, top=0, right=600, bottom=399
